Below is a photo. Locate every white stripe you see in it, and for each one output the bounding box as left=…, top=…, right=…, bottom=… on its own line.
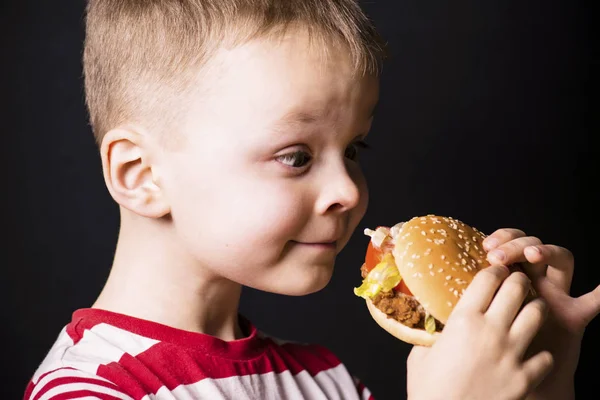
left=360, top=386, right=373, bottom=400
left=30, top=368, right=114, bottom=400
left=146, top=364, right=360, bottom=400
left=32, top=322, right=158, bottom=384
left=32, top=328, right=74, bottom=383
left=90, top=323, right=160, bottom=356
left=38, top=382, right=134, bottom=400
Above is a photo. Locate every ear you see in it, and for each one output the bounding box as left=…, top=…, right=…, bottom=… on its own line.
left=100, top=127, right=170, bottom=218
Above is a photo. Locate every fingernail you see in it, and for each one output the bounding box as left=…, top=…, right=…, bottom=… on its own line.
left=489, top=249, right=505, bottom=262
left=484, top=238, right=499, bottom=250
left=526, top=246, right=541, bottom=255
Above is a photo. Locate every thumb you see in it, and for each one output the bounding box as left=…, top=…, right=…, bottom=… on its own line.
left=407, top=345, right=429, bottom=367
left=576, top=284, right=600, bottom=326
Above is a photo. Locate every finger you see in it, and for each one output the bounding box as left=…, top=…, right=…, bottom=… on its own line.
left=524, top=244, right=574, bottom=292
left=575, top=284, right=600, bottom=326
left=485, top=271, right=533, bottom=331
left=483, top=228, right=527, bottom=251
left=454, top=265, right=510, bottom=314
left=487, top=236, right=543, bottom=266
left=509, top=298, right=548, bottom=357
left=521, top=350, right=554, bottom=394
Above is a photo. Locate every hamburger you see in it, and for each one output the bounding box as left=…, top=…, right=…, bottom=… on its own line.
left=354, top=214, right=534, bottom=346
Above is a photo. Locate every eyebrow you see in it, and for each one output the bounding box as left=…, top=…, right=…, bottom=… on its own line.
left=279, top=105, right=377, bottom=128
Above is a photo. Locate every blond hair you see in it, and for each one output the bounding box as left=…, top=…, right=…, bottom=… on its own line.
left=83, top=0, right=387, bottom=145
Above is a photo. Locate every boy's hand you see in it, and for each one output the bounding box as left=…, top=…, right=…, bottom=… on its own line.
left=483, top=229, right=600, bottom=400
left=407, top=265, right=554, bottom=400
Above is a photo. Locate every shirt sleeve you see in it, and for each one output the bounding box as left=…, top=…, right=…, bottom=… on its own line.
left=353, top=375, right=376, bottom=400
left=23, top=367, right=134, bottom=400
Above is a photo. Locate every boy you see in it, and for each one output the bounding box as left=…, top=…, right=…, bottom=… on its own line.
left=24, top=0, right=599, bottom=399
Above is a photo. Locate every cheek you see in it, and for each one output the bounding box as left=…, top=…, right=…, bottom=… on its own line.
left=168, top=165, right=310, bottom=267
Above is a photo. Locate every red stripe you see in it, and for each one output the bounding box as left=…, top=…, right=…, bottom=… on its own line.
left=278, top=342, right=341, bottom=376
left=33, top=367, right=77, bottom=385
left=32, top=376, right=126, bottom=400
left=65, top=318, right=83, bottom=344
left=97, top=358, right=159, bottom=400
left=23, top=381, right=34, bottom=400
left=94, top=340, right=343, bottom=394
left=49, top=390, right=123, bottom=400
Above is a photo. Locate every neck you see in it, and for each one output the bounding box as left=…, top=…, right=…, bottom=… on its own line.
left=92, top=209, right=244, bottom=341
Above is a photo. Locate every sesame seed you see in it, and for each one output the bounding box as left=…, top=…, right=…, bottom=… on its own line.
left=453, top=290, right=459, bottom=297
left=429, top=271, right=435, bottom=276
left=441, top=255, right=446, bottom=260
left=446, top=275, right=452, bottom=280
left=408, top=262, right=414, bottom=268
left=458, top=234, right=463, bottom=239
left=428, top=264, right=434, bottom=269
left=424, top=248, right=432, bottom=255
left=463, top=267, right=468, bottom=272
left=438, top=268, right=444, bottom=273
left=434, top=239, right=445, bottom=245
left=447, top=301, right=453, bottom=307
left=461, top=259, right=467, bottom=265
left=444, top=282, right=448, bottom=286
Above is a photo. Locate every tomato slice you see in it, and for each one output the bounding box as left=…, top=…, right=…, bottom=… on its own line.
left=364, top=241, right=384, bottom=273
left=364, top=239, right=413, bottom=296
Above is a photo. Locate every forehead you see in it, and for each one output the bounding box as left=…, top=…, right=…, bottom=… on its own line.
left=190, top=31, right=379, bottom=127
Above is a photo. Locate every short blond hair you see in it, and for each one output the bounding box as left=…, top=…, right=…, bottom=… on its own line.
left=83, top=0, right=387, bottom=145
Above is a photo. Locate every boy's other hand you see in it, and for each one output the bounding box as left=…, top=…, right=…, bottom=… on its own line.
left=407, top=264, right=553, bottom=400
left=482, top=229, right=600, bottom=400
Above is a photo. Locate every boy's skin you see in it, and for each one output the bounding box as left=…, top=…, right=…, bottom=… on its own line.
left=92, top=28, right=599, bottom=399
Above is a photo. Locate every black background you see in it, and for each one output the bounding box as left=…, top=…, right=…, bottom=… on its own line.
left=2, top=0, right=598, bottom=399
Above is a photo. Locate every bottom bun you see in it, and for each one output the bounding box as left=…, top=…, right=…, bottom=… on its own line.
left=366, top=298, right=440, bottom=347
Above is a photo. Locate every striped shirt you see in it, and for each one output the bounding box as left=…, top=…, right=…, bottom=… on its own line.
left=24, top=309, right=374, bottom=399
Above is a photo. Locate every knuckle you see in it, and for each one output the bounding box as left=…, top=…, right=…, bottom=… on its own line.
left=526, top=236, right=543, bottom=246
left=508, top=270, right=530, bottom=285
left=560, top=246, right=575, bottom=262
left=523, top=298, right=548, bottom=320
left=479, top=265, right=509, bottom=281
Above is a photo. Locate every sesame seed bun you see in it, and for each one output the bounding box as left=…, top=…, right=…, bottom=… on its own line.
left=392, top=215, right=490, bottom=325
left=364, top=215, right=492, bottom=346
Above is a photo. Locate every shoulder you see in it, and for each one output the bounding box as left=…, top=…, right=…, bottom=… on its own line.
left=24, top=366, right=134, bottom=400
left=23, top=315, right=150, bottom=400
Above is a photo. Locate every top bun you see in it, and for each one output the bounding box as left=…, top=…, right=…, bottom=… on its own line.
left=392, top=215, right=491, bottom=324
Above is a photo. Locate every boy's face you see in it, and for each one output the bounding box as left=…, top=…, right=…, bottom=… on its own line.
left=157, top=31, right=379, bottom=295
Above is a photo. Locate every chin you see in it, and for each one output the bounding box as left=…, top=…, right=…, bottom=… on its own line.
left=267, top=262, right=335, bottom=296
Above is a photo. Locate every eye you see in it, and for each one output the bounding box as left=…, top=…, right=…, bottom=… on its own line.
left=276, top=150, right=313, bottom=168
left=345, top=140, right=370, bottom=161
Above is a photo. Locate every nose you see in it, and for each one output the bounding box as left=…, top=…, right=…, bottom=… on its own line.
left=314, top=162, right=363, bottom=215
